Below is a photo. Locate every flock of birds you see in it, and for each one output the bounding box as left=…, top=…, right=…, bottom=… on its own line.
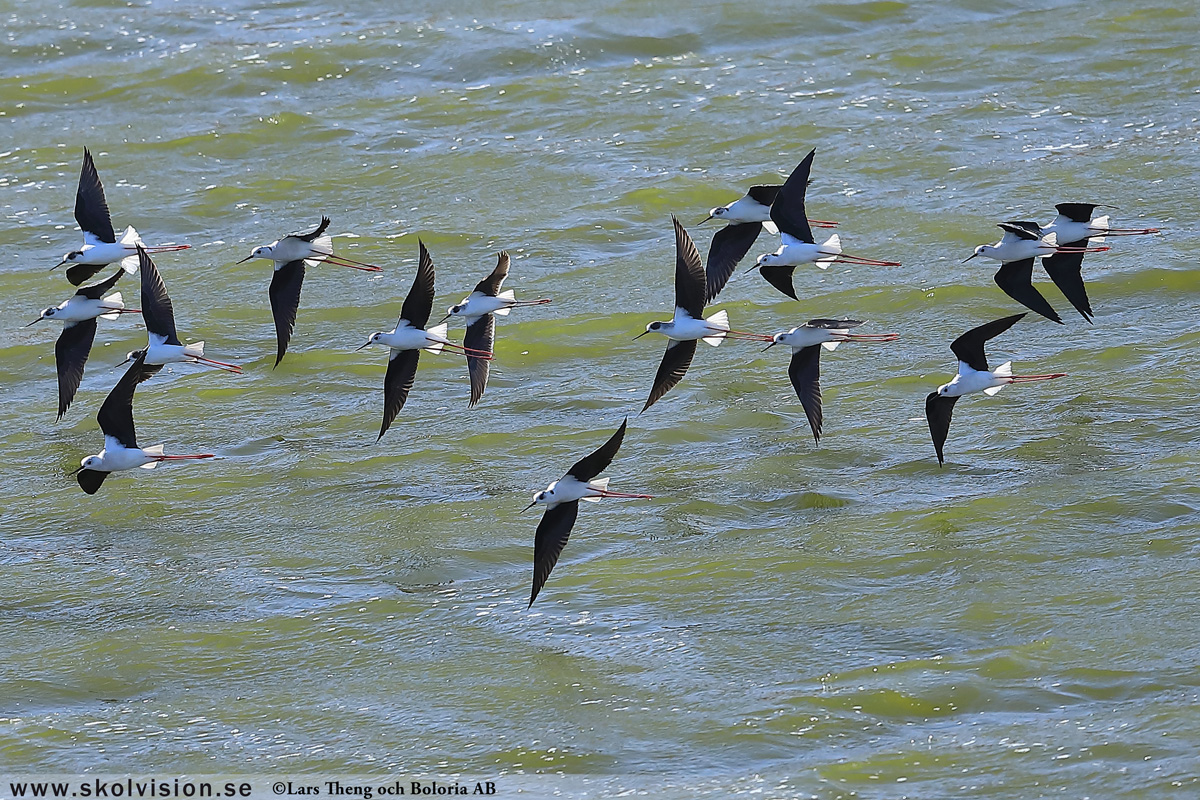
left=28, top=148, right=1161, bottom=606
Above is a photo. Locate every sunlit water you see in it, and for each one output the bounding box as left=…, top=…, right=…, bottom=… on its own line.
left=2, top=0, right=1199, bottom=796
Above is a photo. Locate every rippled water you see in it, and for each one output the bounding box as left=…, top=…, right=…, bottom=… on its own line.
left=2, top=0, right=1199, bottom=796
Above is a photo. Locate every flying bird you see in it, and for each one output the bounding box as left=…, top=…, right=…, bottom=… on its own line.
left=701, top=181, right=837, bottom=303
left=1038, top=204, right=1160, bottom=323
left=524, top=418, right=652, bottom=607
left=764, top=319, right=899, bottom=443
left=753, top=149, right=901, bottom=299
left=53, top=148, right=190, bottom=286
left=636, top=216, right=772, bottom=412
left=24, top=270, right=140, bottom=419
left=239, top=218, right=381, bottom=366
left=356, top=241, right=494, bottom=439
left=71, top=352, right=215, bottom=494
left=238, top=216, right=383, bottom=272
left=117, top=246, right=243, bottom=375
left=442, top=251, right=551, bottom=407
left=925, top=313, right=1066, bottom=465
left=964, top=222, right=1110, bottom=324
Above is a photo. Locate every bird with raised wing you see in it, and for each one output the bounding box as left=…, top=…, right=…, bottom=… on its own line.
left=764, top=319, right=898, bottom=443
left=637, top=216, right=773, bottom=412
left=753, top=149, right=901, bottom=299
left=442, top=251, right=550, bottom=407
left=356, top=241, right=494, bottom=440
left=117, top=246, right=243, bottom=376
left=925, top=313, right=1066, bottom=465
left=701, top=180, right=836, bottom=303
left=524, top=418, right=652, bottom=607
left=53, top=148, right=190, bottom=286
left=71, top=352, right=215, bottom=494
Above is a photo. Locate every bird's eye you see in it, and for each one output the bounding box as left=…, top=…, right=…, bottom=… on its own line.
left=649, top=322, right=660, bottom=330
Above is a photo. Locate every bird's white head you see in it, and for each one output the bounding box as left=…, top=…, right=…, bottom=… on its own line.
left=237, top=244, right=274, bottom=264
left=756, top=252, right=783, bottom=267
left=964, top=245, right=991, bottom=262
left=707, top=205, right=728, bottom=221
left=40, top=306, right=58, bottom=319
left=80, top=454, right=103, bottom=470
left=634, top=320, right=667, bottom=340
left=61, top=250, right=85, bottom=264
left=355, top=332, right=384, bottom=351
left=936, top=381, right=954, bottom=397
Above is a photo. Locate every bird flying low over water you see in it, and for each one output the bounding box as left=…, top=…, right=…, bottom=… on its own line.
left=1037, top=203, right=1161, bottom=323
left=701, top=180, right=837, bottom=303
left=964, top=221, right=1111, bottom=324
left=54, top=148, right=190, bottom=287
left=356, top=241, right=494, bottom=440
left=525, top=418, right=652, bottom=607
left=239, top=217, right=381, bottom=366
left=637, top=216, right=773, bottom=412
left=753, top=149, right=901, bottom=300
left=763, top=319, right=899, bottom=443
left=117, top=246, right=243, bottom=376
left=442, top=251, right=551, bottom=407
left=72, top=352, right=215, bottom=494
left=25, top=270, right=140, bottom=419
left=924, top=313, right=1066, bottom=465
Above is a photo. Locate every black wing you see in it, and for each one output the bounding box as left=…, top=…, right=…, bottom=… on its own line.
left=65, top=263, right=108, bottom=287
left=464, top=313, right=494, bottom=408
left=950, top=313, right=1026, bottom=372
left=1041, top=240, right=1094, bottom=323
left=473, top=252, right=510, bottom=297
left=76, top=468, right=110, bottom=495
left=788, top=345, right=824, bottom=443
left=399, top=240, right=435, bottom=329
left=75, top=148, right=115, bottom=243
left=672, top=216, right=706, bottom=319
left=994, top=259, right=1062, bottom=324
left=1054, top=203, right=1098, bottom=223
left=567, top=418, right=628, bottom=483
left=295, top=216, right=331, bottom=242
left=769, top=149, right=816, bottom=243
left=642, top=339, right=697, bottom=412
left=758, top=265, right=798, bottom=300
left=137, top=246, right=180, bottom=344
left=74, top=269, right=123, bottom=300
left=378, top=348, right=420, bottom=441
left=806, top=318, right=864, bottom=329
left=55, top=319, right=98, bottom=420
left=269, top=260, right=306, bottom=367
left=705, top=221, right=762, bottom=303
left=925, top=392, right=959, bottom=465
left=97, top=352, right=157, bottom=448
left=745, top=184, right=782, bottom=206
left=997, top=221, right=1042, bottom=241
left=530, top=500, right=580, bottom=607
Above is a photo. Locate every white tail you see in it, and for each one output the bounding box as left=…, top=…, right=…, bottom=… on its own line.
left=821, top=340, right=841, bottom=351
left=119, top=226, right=142, bottom=246
left=494, top=289, right=515, bottom=316
left=119, top=254, right=139, bottom=274
left=822, top=233, right=842, bottom=253
left=424, top=323, right=448, bottom=353
left=703, top=309, right=729, bottom=347
left=1090, top=215, right=1110, bottom=242
left=984, top=361, right=1012, bottom=396
left=184, top=341, right=205, bottom=357
left=99, top=292, right=124, bottom=320
left=140, top=444, right=164, bottom=468
left=304, top=234, right=335, bottom=268
left=582, top=477, right=610, bottom=501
